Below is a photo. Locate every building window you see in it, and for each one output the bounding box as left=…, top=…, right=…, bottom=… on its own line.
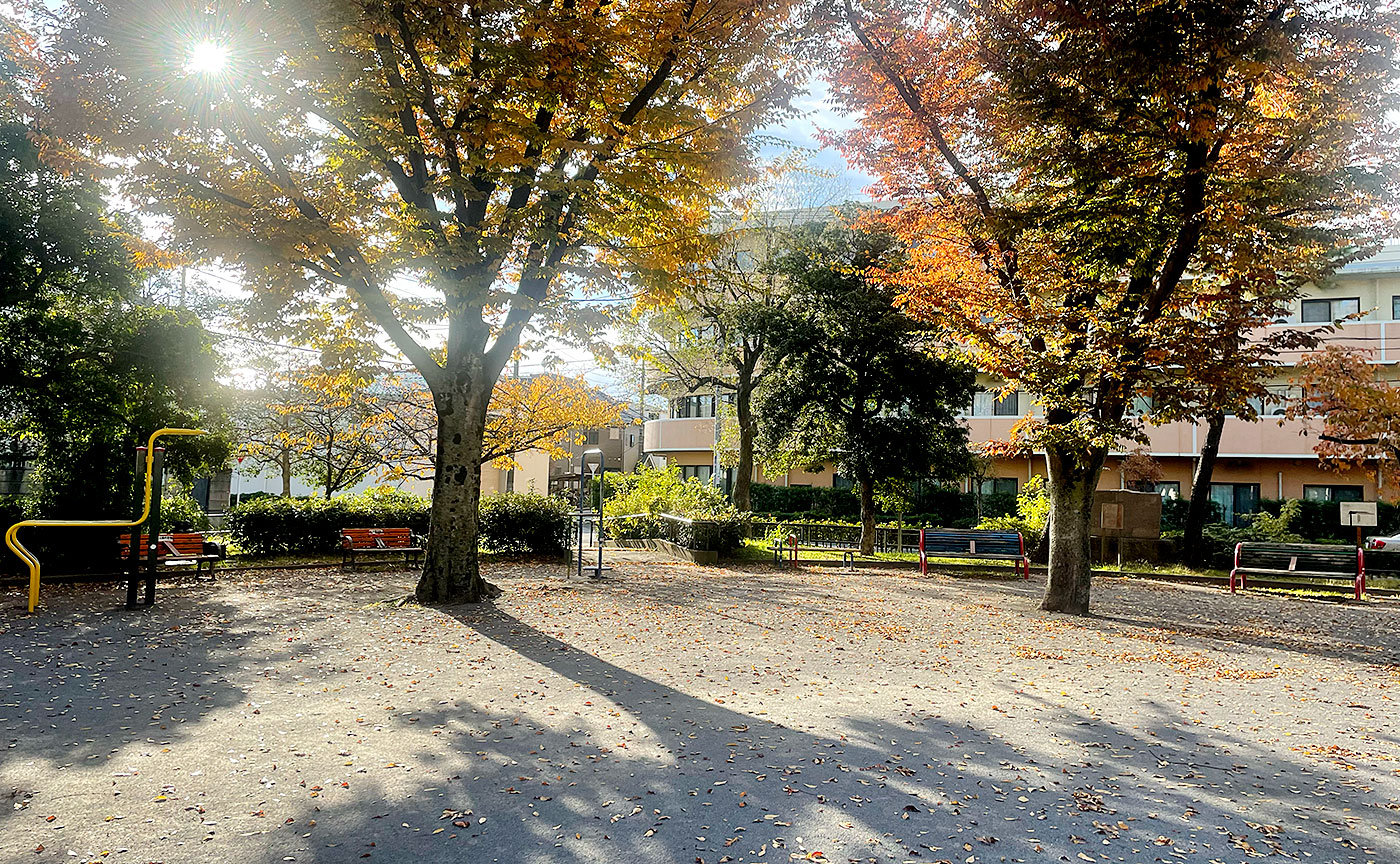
left=672, top=395, right=716, bottom=419
left=505, top=469, right=515, bottom=493
left=1301, top=297, right=1360, bottom=323
left=681, top=465, right=714, bottom=484
left=1302, top=484, right=1363, bottom=503
left=1393, top=295, right=1400, bottom=320
left=979, top=477, right=1018, bottom=496
left=1155, top=481, right=1181, bottom=500
left=583, top=429, right=599, bottom=445
left=1210, top=483, right=1259, bottom=527
left=993, top=391, right=1019, bottom=416
left=628, top=432, right=636, bottom=448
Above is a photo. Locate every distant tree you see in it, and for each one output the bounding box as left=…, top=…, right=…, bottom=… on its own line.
left=628, top=181, right=848, bottom=511
left=0, top=117, right=228, bottom=518
left=754, top=222, right=976, bottom=555
left=830, top=0, right=1399, bottom=612
left=375, top=372, right=626, bottom=482
left=1287, top=346, right=1400, bottom=495
left=278, top=368, right=386, bottom=499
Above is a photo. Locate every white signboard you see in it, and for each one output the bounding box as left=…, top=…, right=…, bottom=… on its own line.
left=1340, top=501, right=1378, bottom=527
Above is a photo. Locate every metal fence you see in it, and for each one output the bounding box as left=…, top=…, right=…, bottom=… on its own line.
left=749, top=520, right=920, bottom=554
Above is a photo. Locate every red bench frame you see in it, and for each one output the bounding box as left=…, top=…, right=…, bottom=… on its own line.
left=117, top=532, right=224, bottom=576
left=340, top=528, right=424, bottom=568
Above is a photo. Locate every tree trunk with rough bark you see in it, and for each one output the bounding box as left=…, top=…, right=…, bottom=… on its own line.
left=415, top=373, right=500, bottom=604
left=733, top=386, right=755, bottom=512
left=1183, top=410, right=1226, bottom=567
left=858, top=476, right=876, bottom=556
left=1040, top=444, right=1107, bottom=615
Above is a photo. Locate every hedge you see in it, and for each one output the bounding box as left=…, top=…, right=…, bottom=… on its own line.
left=478, top=493, right=570, bottom=554
left=224, top=488, right=573, bottom=557
left=225, top=487, right=432, bottom=555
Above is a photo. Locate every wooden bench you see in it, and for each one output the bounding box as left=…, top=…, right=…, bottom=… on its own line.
left=918, top=529, right=1030, bottom=579
left=770, top=534, right=856, bottom=568
left=1229, top=541, right=1364, bottom=599
left=116, top=532, right=225, bottom=576
left=341, top=528, right=424, bottom=568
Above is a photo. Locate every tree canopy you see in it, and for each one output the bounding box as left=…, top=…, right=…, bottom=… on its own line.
left=0, top=116, right=229, bottom=521
left=1289, top=346, right=1400, bottom=496
left=754, top=221, right=976, bottom=554
left=31, top=0, right=820, bottom=602
left=830, top=0, right=1399, bottom=612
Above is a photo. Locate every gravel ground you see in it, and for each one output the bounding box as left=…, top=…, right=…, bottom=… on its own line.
left=3, top=561, right=1400, bottom=864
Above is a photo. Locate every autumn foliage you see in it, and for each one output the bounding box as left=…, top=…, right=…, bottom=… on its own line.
left=1289, top=346, right=1400, bottom=496
left=24, top=0, right=817, bottom=602
left=829, top=0, right=1399, bottom=613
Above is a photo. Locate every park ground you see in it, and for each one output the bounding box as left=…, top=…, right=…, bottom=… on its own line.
left=2, top=562, right=1399, bottom=864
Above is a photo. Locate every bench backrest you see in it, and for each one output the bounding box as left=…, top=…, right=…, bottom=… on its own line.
left=341, top=527, right=416, bottom=549
left=920, top=529, right=1024, bottom=557
left=1235, top=541, right=1359, bottom=575
left=117, top=533, right=207, bottom=558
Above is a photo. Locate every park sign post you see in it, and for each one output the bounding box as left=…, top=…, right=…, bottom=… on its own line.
left=1340, top=502, right=1378, bottom=549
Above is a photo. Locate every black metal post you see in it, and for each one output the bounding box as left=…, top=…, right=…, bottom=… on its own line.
left=126, top=446, right=146, bottom=608
left=143, top=447, right=165, bottom=606
left=576, top=472, right=587, bottom=580
left=595, top=461, right=605, bottom=576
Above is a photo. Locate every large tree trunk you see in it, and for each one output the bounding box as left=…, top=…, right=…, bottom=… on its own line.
left=279, top=446, right=292, bottom=497
left=416, top=376, right=500, bottom=604
left=1041, top=444, right=1107, bottom=615
left=733, top=385, right=755, bottom=512
left=1183, top=410, right=1225, bottom=567
left=858, top=476, right=876, bottom=556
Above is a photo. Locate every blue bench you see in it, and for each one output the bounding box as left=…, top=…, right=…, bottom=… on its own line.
left=1230, top=541, right=1364, bottom=599
left=918, top=529, right=1030, bottom=579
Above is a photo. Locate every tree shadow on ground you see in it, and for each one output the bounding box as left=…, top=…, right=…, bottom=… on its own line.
left=253, top=603, right=1400, bottom=864
left=1078, top=579, right=1400, bottom=667
left=5, top=568, right=1398, bottom=864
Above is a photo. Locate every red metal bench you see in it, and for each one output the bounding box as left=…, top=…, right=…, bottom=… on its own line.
left=116, top=532, right=225, bottom=576
left=340, top=528, right=424, bottom=568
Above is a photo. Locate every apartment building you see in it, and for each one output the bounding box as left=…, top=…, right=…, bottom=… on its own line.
left=642, top=242, right=1400, bottom=521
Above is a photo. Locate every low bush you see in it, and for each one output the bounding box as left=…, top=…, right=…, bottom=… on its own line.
left=976, top=475, right=1049, bottom=546
left=1196, top=499, right=1318, bottom=569
left=605, top=466, right=748, bottom=553
left=161, top=488, right=210, bottom=532
left=478, top=493, right=570, bottom=554
left=226, top=487, right=431, bottom=556
left=749, top=484, right=859, bottom=518
left=225, top=487, right=574, bottom=556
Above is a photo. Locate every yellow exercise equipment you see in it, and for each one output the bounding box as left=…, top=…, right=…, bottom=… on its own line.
left=5, top=428, right=205, bottom=613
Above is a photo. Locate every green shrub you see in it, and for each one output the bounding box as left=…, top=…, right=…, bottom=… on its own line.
left=1196, top=500, right=1312, bottom=568
left=975, top=475, right=1049, bottom=544
left=605, top=465, right=748, bottom=553
left=226, top=487, right=431, bottom=556
left=478, top=493, right=570, bottom=554
left=161, top=488, right=210, bottom=532
left=749, top=484, right=859, bottom=517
